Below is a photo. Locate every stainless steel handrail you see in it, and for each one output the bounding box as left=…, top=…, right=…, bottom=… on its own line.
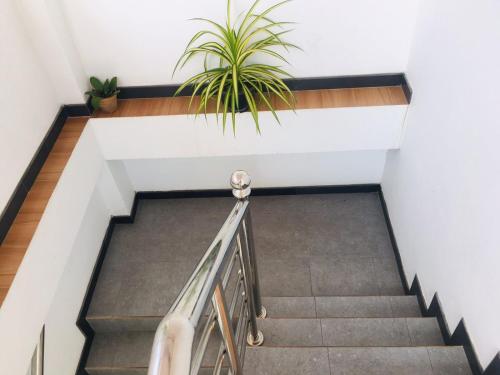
left=148, top=171, right=266, bottom=375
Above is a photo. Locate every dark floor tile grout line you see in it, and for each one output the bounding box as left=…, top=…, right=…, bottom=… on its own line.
left=405, top=317, right=416, bottom=347
left=238, top=317, right=439, bottom=321
left=326, top=345, right=335, bottom=375
left=313, top=296, right=318, bottom=319
left=248, top=345, right=465, bottom=349
left=426, top=347, right=437, bottom=375
left=308, top=262, right=315, bottom=298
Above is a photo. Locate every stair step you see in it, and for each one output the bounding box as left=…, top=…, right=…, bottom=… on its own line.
left=87, top=368, right=218, bottom=375
left=244, top=346, right=472, bottom=375
left=262, top=296, right=421, bottom=318
left=85, top=331, right=153, bottom=374
left=87, top=316, right=161, bottom=332
left=87, top=296, right=422, bottom=333
left=86, top=330, right=228, bottom=375
left=259, top=317, right=443, bottom=347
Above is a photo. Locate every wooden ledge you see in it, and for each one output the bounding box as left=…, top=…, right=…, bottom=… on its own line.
left=95, top=86, right=408, bottom=118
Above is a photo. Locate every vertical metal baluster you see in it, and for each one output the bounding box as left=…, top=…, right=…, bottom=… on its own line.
left=241, top=210, right=266, bottom=319
left=212, top=282, right=242, bottom=375
left=236, top=231, right=264, bottom=346
left=230, top=170, right=265, bottom=347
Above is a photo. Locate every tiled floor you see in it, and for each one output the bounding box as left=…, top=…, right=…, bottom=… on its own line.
left=89, top=193, right=402, bottom=317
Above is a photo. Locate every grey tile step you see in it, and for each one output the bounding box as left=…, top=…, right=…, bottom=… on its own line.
left=87, top=295, right=421, bottom=333
left=87, top=316, right=162, bottom=333
left=244, top=346, right=472, bottom=375
left=86, top=329, right=231, bottom=373
left=87, top=367, right=221, bottom=375
left=262, top=296, right=421, bottom=318
left=258, top=255, right=405, bottom=298
left=258, top=317, right=444, bottom=347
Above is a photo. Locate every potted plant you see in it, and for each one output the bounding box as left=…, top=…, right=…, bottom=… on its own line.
left=174, top=0, right=300, bottom=133
left=86, top=76, right=120, bottom=113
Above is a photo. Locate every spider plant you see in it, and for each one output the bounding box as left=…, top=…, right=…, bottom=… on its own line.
left=174, top=0, right=300, bottom=133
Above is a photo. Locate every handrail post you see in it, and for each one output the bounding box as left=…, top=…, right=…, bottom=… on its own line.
left=230, top=171, right=265, bottom=347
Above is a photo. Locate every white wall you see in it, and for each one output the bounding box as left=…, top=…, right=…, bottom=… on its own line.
left=382, top=0, right=500, bottom=368
left=123, top=151, right=387, bottom=191
left=17, top=0, right=87, bottom=103
left=91, top=104, right=408, bottom=187
left=60, top=0, right=418, bottom=86
left=0, top=0, right=61, bottom=215
left=0, top=126, right=134, bottom=375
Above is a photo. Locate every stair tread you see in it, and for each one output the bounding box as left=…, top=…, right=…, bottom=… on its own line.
left=259, top=317, right=443, bottom=347
left=87, top=343, right=471, bottom=375
left=86, top=316, right=443, bottom=370
left=244, top=346, right=472, bottom=375
left=263, top=295, right=421, bottom=318
left=86, top=330, right=226, bottom=370
left=87, top=295, right=422, bottom=333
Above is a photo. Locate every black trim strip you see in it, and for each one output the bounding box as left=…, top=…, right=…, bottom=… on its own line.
left=118, top=73, right=413, bottom=103
left=136, top=184, right=380, bottom=201
left=75, top=194, right=139, bottom=375
left=485, top=354, right=500, bottom=375
left=380, top=189, right=499, bottom=375
left=0, top=103, right=91, bottom=244
left=378, top=190, right=411, bottom=294
left=409, top=277, right=484, bottom=375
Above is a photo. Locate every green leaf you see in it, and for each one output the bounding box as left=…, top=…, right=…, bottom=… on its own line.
left=90, top=76, right=103, bottom=91
left=91, top=96, right=102, bottom=110
left=109, top=77, right=118, bottom=92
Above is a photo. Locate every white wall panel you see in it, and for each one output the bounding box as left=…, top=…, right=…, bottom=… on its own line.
left=60, top=0, right=419, bottom=86
left=382, top=0, right=500, bottom=368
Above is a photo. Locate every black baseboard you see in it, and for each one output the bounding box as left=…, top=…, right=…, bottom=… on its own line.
left=0, top=103, right=91, bottom=244
left=380, top=189, right=499, bottom=375
left=485, top=354, right=500, bottom=375
left=409, top=277, right=484, bottom=375
left=136, top=184, right=381, bottom=201
left=378, top=190, right=410, bottom=294
left=75, top=194, right=139, bottom=375
left=118, top=73, right=412, bottom=103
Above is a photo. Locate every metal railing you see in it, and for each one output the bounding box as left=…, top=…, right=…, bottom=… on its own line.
left=148, top=171, right=266, bottom=375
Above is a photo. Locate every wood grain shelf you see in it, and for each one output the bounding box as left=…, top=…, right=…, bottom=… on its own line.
left=0, top=85, right=408, bottom=306
left=95, top=86, right=407, bottom=118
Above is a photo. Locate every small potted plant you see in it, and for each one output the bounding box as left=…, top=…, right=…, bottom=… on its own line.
left=86, top=76, right=120, bottom=113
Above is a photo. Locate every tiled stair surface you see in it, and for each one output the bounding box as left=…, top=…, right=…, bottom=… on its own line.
left=84, top=194, right=472, bottom=375
left=85, top=296, right=470, bottom=374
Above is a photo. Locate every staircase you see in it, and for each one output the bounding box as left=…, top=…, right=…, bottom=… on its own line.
left=83, top=192, right=472, bottom=375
